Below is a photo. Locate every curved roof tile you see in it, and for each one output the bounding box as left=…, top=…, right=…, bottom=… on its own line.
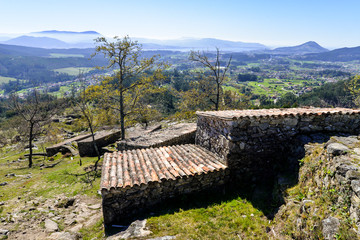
left=196, top=108, right=360, bottom=120
left=101, top=144, right=227, bottom=190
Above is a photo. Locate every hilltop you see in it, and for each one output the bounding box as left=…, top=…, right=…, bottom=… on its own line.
left=271, top=41, right=329, bottom=55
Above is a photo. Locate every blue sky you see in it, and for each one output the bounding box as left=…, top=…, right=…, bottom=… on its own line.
left=0, top=0, right=359, bottom=48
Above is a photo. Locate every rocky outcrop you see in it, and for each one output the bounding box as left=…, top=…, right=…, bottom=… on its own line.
left=107, top=220, right=151, bottom=240
left=44, top=219, right=58, bottom=232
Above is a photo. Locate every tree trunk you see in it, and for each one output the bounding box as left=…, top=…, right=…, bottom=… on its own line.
left=120, top=88, right=125, bottom=140
left=28, top=124, right=33, bottom=168
left=90, top=125, right=101, bottom=171
left=215, top=82, right=220, bottom=111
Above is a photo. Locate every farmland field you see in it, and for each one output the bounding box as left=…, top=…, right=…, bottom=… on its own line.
left=227, top=78, right=319, bottom=98
left=49, top=53, right=85, bottom=58
left=0, top=76, right=17, bottom=84
left=54, top=67, right=93, bottom=76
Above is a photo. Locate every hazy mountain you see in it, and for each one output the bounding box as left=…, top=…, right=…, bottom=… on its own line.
left=271, top=41, right=329, bottom=55
left=0, top=43, right=96, bottom=57
left=135, top=37, right=268, bottom=52
left=4, top=36, right=70, bottom=49
left=33, top=30, right=100, bottom=35
left=298, top=46, right=360, bottom=62
left=29, top=30, right=102, bottom=46
left=1, top=30, right=267, bottom=51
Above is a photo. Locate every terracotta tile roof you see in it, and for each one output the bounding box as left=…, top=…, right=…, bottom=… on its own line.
left=101, top=144, right=227, bottom=190
left=196, top=107, right=360, bottom=120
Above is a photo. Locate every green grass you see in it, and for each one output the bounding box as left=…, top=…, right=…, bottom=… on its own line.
left=53, top=67, right=93, bottom=76
left=49, top=85, right=73, bottom=98
left=0, top=146, right=101, bottom=205
left=80, top=219, right=105, bottom=240
left=0, top=143, right=104, bottom=238
left=49, top=53, right=85, bottom=58
left=147, top=196, right=270, bottom=239
left=222, top=85, right=242, bottom=95
left=244, top=78, right=317, bottom=97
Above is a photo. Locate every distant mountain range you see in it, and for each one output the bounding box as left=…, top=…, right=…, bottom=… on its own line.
left=1, top=30, right=360, bottom=61
left=33, top=30, right=99, bottom=35
left=0, top=31, right=102, bottom=49
left=135, top=37, right=268, bottom=52
left=0, top=31, right=269, bottom=51
left=298, top=46, right=360, bottom=62
left=0, top=30, right=270, bottom=51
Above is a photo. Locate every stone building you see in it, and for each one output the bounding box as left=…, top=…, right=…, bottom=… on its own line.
left=101, top=144, right=229, bottom=225
left=101, top=107, right=360, bottom=226
left=196, top=108, right=360, bottom=181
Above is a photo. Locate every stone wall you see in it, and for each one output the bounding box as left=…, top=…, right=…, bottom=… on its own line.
left=117, top=123, right=196, bottom=151
left=196, top=109, right=360, bottom=180
left=102, top=169, right=229, bottom=225
left=77, top=130, right=121, bottom=157
left=45, top=133, right=92, bottom=157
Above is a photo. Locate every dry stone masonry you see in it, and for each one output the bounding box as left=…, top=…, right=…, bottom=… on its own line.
left=274, top=135, right=360, bottom=239
left=46, top=133, right=92, bottom=157
left=196, top=108, right=360, bottom=180
left=77, top=130, right=121, bottom=157
left=117, top=123, right=196, bottom=151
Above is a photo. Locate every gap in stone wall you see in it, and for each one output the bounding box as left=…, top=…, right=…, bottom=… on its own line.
left=232, top=132, right=354, bottom=219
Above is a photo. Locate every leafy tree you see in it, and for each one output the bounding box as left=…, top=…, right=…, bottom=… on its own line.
left=299, top=80, right=352, bottom=107
left=92, top=36, right=167, bottom=139
left=237, top=73, right=258, bottom=82
left=276, top=92, right=298, bottom=108
left=189, top=48, right=232, bottom=111
left=345, top=75, right=360, bottom=106
left=8, top=91, right=59, bottom=168
left=223, top=90, right=250, bottom=109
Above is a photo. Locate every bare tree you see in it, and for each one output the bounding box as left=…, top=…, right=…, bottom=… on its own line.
left=9, top=90, right=59, bottom=168
left=71, top=73, right=101, bottom=171
left=189, top=48, right=232, bottom=111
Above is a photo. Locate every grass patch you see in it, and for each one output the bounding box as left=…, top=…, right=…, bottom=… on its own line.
left=0, top=147, right=101, bottom=204
left=147, top=196, right=270, bottom=239
left=80, top=219, right=105, bottom=240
